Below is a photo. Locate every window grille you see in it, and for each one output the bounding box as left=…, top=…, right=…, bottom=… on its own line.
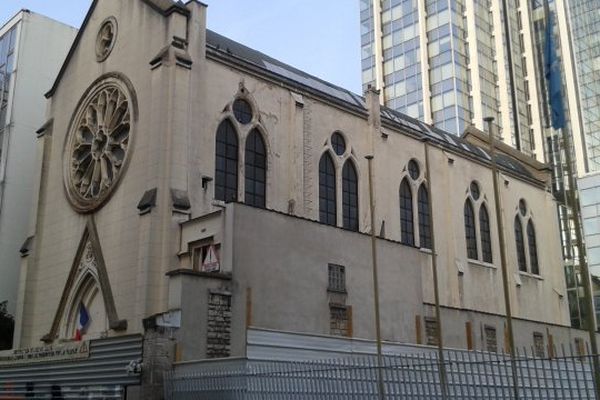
left=484, top=326, right=497, bottom=352
left=328, top=264, right=346, bottom=293
left=480, top=204, right=493, bottom=263
left=527, top=220, right=539, bottom=275
left=330, top=305, right=350, bottom=337
left=515, top=216, right=527, bottom=272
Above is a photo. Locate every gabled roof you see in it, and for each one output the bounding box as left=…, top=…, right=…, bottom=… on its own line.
left=45, top=0, right=189, bottom=99
left=205, top=30, right=546, bottom=185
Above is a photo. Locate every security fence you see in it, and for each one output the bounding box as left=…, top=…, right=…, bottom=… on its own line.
left=165, top=346, right=598, bottom=399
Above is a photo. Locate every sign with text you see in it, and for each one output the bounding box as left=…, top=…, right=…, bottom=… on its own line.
left=0, top=341, right=90, bottom=366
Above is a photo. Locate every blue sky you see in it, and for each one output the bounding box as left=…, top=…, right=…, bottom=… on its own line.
left=1, top=0, right=362, bottom=93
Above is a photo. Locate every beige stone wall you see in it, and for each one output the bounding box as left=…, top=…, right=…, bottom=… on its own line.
left=18, top=0, right=569, bottom=350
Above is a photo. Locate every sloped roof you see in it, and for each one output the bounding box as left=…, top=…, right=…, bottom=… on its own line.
left=205, top=30, right=543, bottom=184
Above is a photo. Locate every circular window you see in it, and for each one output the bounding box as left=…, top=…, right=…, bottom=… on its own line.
left=331, top=132, right=346, bottom=156
left=408, top=160, right=420, bottom=180
left=470, top=181, right=480, bottom=201
left=96, top=17, right=117, bottom=62
left=519, top=199, right=527, bottom=216
left=64, top=75, right=136, bottom=213
left=233, top=99, right=253, bottom=124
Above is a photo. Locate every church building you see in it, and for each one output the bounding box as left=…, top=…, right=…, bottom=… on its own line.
left=0, top=0, right=588, bottom=398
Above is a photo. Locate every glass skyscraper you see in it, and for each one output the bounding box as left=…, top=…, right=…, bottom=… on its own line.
left=360, top=0, right=543, bottom=159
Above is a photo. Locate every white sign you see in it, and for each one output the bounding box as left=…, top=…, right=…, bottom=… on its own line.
left=0, top=341, right=90, bottom=366
left=202, top=245, right=220, bottom=272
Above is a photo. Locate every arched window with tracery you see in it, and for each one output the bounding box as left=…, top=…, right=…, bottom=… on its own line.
left=479, top=204, right=492, bottom=263
left=342, top=161, right=358, bottom=231
left=515, top=216, right=527, bottom=272
left=245, top=129, right=266, bottom=208
left=319, top=153, right=337, bottom=226
left=215, top=119, right=238, bottom=202
left=400, top=178, right=414, bottom=246
left=464, top=200, right=478, bottom=260
left=418, top=184, right=431, bottom=249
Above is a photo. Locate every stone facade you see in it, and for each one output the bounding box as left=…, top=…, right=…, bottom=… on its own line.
left=9, top=0, right=592, bottom=396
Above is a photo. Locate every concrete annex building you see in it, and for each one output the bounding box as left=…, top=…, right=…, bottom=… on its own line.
left=0, top=0, right=593, bottom=397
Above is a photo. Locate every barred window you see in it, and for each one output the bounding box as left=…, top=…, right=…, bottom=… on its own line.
left=418, top=184, right=432, bottom=249
left=527, top=220, right=539, bottom=275
left=330, top=305, right=350, bottom=337
left=245, top=129, right=266, bottom=208
left=215, top=120, right=238, bottom=202
left=319, top=153, right=337, bottom=226
left=425, top=317, right=439, bottom=346
left=400, top=179, right=414, bottom=246
left=515, top=216, right=527, bottom=272
left=480, top=204, right=492, bottom=263
left=464, top=200, right=478, bottom=259
left=328, top=264, right=346, bottom=292
left=484, top=326, right=498, bottom=352
left=342, top=161, right=359, bottom=231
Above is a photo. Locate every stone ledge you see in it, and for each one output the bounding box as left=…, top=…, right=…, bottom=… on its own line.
left=166, top=269, right=232, bottom=280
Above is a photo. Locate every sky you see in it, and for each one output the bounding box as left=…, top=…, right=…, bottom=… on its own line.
left=1, top=0, right=363, bottom=94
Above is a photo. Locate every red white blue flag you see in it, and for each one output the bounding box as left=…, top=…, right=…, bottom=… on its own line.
left=74, top=302, right=90, bottom=341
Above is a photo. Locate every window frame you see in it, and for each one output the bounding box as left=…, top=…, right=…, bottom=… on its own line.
left=418, top=184, right=432, bottom=249
left=319, top=152, right=337, bottom=226
left=400, top=178, right=415, bottom=246
left=464, top=199, right=478, bottom=260
left=342, top=161, right=359, bottom=231
left=244, top=129, right=267, bottom=208
left=214, top=119, right=239, bottom=203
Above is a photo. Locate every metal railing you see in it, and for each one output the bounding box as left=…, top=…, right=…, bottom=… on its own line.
left=165, top=346, right=598, bottom=399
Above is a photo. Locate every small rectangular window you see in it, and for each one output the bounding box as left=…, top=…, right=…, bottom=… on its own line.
left=192, top=240, right=221, bottom=272
left=328, top=264, right=346, bottom=293
left=330, top=304, right=351, bottom=337
left=425, top=317, right=439, bottom=346
left=533, top=332, right=545, bottom=357
left=484, top=325, right=497, bottom=352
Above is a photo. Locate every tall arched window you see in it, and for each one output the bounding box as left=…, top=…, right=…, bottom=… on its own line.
left=245, top=129, right=266, bottom=208
left=319, top=153, right=336, bottom=226
left=464, top=200, right=478, bottom=259
left=400, top=179, right=414, bottom=246
left=215, top=119, right=238, bottom=202
left=515, top=216, right=527, bottom=272
left=342, top=161, right=358, bottom=231
left=479, top=204, right=492, bottom=263
left=418, top=184, right=431, bottom=249
left=527, top=220, right=539, bottom=275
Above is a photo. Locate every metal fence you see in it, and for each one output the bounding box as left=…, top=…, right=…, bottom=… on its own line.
left=165, top=346, right=598, bottom=399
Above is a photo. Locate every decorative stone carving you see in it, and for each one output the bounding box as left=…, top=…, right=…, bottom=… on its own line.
left=96, top=17, right=117, bottom=62
left=64, top=74, right=137, bottom=213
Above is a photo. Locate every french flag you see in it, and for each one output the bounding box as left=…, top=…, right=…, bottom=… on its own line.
left=74, top=302, right=90, bottom=341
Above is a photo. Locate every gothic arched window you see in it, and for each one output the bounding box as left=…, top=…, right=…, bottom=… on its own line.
left=245, top=129, right=266, bottom=208
left=319, top=153, right=337, bottom=226
left=515, top=216, right=527, bottom=272
left=400, top=178, right=414, bottom=246
left=479, top=204, right=493, bottom=263
left=342, top=161, right=358, bottom=231
left=215, top=119, right=238, bottom=202
left=464, top=200, right=478, bottom=260
left=418, top=184, right=431, bottom=249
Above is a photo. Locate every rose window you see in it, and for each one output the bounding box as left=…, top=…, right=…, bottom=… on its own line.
left=64, top=76, right=135, bottom=212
